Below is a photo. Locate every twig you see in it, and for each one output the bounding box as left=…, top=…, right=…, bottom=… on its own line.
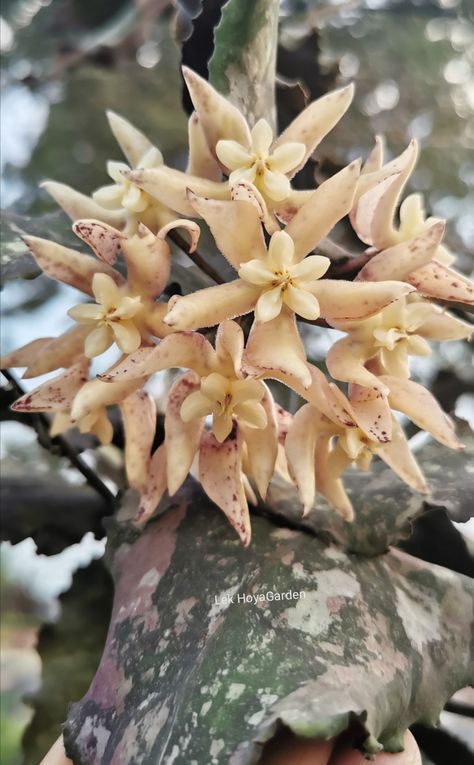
left=325, top=251, right=375, bottom=279
left=1, top=369, right=116, bottom=507
left=166, top=229, right=225, bottom=284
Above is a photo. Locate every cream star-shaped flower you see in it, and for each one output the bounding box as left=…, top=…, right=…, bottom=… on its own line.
left=68, top=273, right=143, bottom=358
left=216, top=119, right=305, bottom=202
left=180, top=372, right=267, bottom=443
left=238, top=230, right=329, bottom=321
left=93, top=147, right=163, bottom=215
left=327, top=296, right=472, bottom=391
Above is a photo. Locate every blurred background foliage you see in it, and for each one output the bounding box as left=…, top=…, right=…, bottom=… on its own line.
left=0, top=1, right=473, bottom=763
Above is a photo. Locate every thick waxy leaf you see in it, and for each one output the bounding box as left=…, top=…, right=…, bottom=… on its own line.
left=63, top=484, right=474, bottom=764
left=208, top=0, right=280, bottom=127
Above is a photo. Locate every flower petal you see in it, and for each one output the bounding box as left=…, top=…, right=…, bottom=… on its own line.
left=189, top=192, right=267, bottom=268
left=315, top=280, right=414, bottom=321
left=326, top=336, right=389, bottom=395
left=119, top=389, right=156, bottom=491
left=199, top=427, right=251, bottom=545
left=230, top=181, right=281, bottom=235
left=99, top=333, right=216, bottom=382
left=255, top=286, right=283, bottom=323
left=106, top=110, right=158, bottom=168
left=348, top=384, right=392, bottom=443
left=180, top=390, right=213, bottom=422
left=22, top=326, right=90, bottom=379
left=23, top=236, right=123, bottom=297
left=381, top=375, right=464, bottom=450
left=272, top=84, right=354, bottom=178
left=164, top=279, right=260, bottom=331
left=229, top=166, right=257, bottom=186
left=84, top=325, right=113, bottom=358
left=135, top=444, right=167, bottom=524
left=356, top=221, right=446, bottom=282
left=416, top=306, right=473, bottom=341
left=11, top=358, right=89, bottom=413
left=72, top=219, right=125, bottom=265
left=216, top=139, right=253, bottom=171
left=262, top=169, right=291, bottom=202
left=251, top=119, right=273, bottom=155
left=285, top=404, right=318, bottom=514
left=376, top=418, right=427, bottom=493
left=92, top=184, right=124, bottom=209
left=71, top=375, right=144, bottom=421
left=283, top=284, right=320, bottom=320
left=239, top=385, right=278, bottom=499
left=352, top=140, right=418, bottom=248
left=268, top=230, right=294, bottom=270
left=122, top=184, right=148, bottom=212
left=165, top=372, right=203, bottom=495
left=238, top=259, right=275, bottom=285
left=315, top=437, right=354, bottom=521
left=111, top=320, right=142, bottom=354
left=41, top=181, right=125, bottom=227
left=406, top=261, right=474, bottom=306
left=269, top=142, right=306, bottom=174
left=234, top=400, right=267, bottom=429
left=291, top=255, right=330, bottom=281
left=182, top=67, right=251, bottom=163
left=243, top=308, right=311, bottom=388
left=67, top=303, right=104, bottom=323
left=107, top=160, right=130, bottom=183
left=215, top=320, right=245, bottom=377
left=285, top=161, right=361, bottom=260
left=187, top=112, right=221, bottom=181
left=92, top=272, right=121, bottom=307
left=212, top=412, right=234, bottom=443
left=128, top=166, right=230, bottom=217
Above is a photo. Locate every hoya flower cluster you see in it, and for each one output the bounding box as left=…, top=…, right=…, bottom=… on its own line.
left=3, top=69, right=472, bottom=545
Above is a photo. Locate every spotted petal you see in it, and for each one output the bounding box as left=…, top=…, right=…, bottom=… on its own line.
left=23, top=235, right=123, bottom=297
left=163, top=372, right=203, bottom=496
left=120, top=390, right=156, bottom=491
left=356, top=221, right=446, bottom=283
left=135, top=444, right=167, bottom=524
left=326, top=336, right=389, bottom=395
left=199, top=427, right=251, bottom=545
left=315, top=437, right=354, bottom=521
left=406, top=261, right=474, bottom=306
left=11, top=358, right=89, bottom=413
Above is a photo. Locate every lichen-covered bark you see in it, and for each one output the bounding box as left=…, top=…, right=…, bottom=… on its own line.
left=209, top=0, right=279, bottom=128
left=64, top=483, right=474, bottom=765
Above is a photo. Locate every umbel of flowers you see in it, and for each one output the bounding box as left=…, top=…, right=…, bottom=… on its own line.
left=3, top=70, right=472, bottom=545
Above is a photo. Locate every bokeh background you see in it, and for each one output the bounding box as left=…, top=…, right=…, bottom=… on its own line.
left=1, top=1, right=473, bottom=763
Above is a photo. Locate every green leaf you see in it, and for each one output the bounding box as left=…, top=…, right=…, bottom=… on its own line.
left=209, top=0, right=280, bottom=126
left=63, top=484, right=474, bottom=764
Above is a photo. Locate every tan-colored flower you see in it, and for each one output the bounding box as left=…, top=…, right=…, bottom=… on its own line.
left=161, top=164, right=414, bottom=387
left=352, top=138, right=474, bottom=306
left=42, top=111, right=174, bottom=235
left=1, top=219, right=198, bottom=373
left=216, top=119, right=305, bottom=202
left=285, top=375, right=462, bottom=519
left=327, top=295, right=472, bottom=392
left=68, top=273, right=143, bottom=357
left=124, top=67, right=355, bottom=231
left=99, top=320, right=283, bottom=544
